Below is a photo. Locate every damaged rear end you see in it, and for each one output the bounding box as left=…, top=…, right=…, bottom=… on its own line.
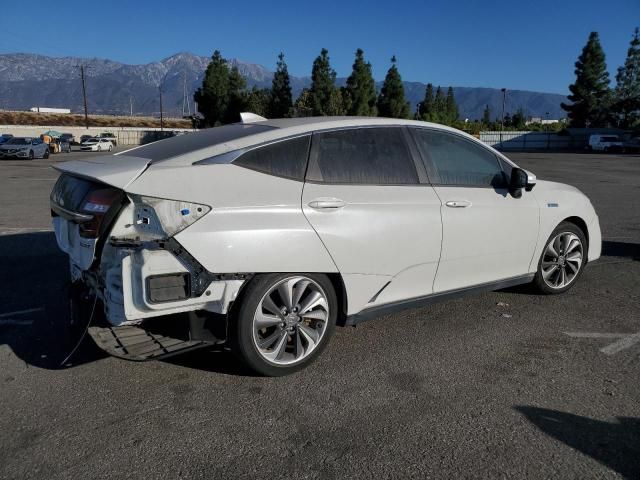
left=50, top=156, right=246, bottom=360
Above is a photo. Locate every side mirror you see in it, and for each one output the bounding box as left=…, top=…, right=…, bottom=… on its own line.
left=509, top=168, right=528, bottom=198
left=524, top=170, right=536, bottom=192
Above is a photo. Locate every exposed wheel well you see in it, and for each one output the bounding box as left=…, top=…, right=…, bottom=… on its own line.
left=326, top=273, right=348, bottom=327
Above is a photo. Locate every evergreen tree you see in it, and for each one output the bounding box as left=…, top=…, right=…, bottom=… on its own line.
left=561, top=32, right=611, bottom=127
left=377, top=56, right=410, bottom=118
left=293, top=88, right=313, bottom=117
left=511, top=107, right=527, bottom=130
left=194, top=50, right=230, bottom=127
left=223, top=65, right=248, bottom=124
left=327, top=88, right=346, bottom=116
left=344, top=49, right=377, bottom=116
left=433, top=86, right=446, bottom=123
left=244, top=87, right=270, bottom=117
left=445, top=86, right=459, bottom=124
left=268, top=52, right=293, bottom=118
left=482, top=104, right=491, bottom=125
left=310, top=48, right=338, bottom=116
left=416, top=83, right=435, bottom=121
left=614, top=28, right=640, bottom=128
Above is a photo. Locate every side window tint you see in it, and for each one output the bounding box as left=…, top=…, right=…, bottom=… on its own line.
left=412, top=129, right=505, bottom=187
left=307, top=128, right=418, bottom=184
left=233, top=135, right=311, bottom=181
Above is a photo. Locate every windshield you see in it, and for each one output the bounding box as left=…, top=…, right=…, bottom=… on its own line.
left=601, top=136, right=619, bottom=142
left=124, top=123, right=276, bottom=162
left=6, top=138, right=30, bottom=145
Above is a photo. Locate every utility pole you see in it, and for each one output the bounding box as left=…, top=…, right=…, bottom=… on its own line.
left=129, top=96, right=133, bottom=117
left=159, top=85, right=164, bottom=131
left=500, top=88, right=507, bottom=149
left=79, top=65, right=89, bottom=129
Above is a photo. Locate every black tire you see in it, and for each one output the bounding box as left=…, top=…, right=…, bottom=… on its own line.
left=108, top=144, right=113, bottom=152
left=43, top=149, right=50, bottom=159
left=532, top=221, right=587, bottom=295
left=28, top=150, right=34, bottom=160
left=232, top=273, right=337, bottom=376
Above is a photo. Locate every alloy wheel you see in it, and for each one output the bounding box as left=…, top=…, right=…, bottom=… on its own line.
left=252, top=276, right=329, bottom=365
left=541, top=232, right=583, bottom=289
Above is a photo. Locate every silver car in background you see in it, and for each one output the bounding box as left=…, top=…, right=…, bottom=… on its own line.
left=0, top=137, right=49, bottom=159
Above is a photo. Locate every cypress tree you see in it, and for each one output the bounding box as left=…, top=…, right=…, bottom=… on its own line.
left=482, top=104, right=491, bottom=124
left=614, top=28, right=640, bottom=128
left=377, top=56, right=410, bottom=119
left=194, top=50, right=230, bottom=127
left=445, top=86, right=459, bottom=124
left=416, top=83, right=435, bottom=121
left=433, top=86, right=446, bottom=123
left=344, top=48, right=377, bottom=116
left=561, top=32, right=611, bottom=127
left=268, top=52, right=293, bottom=118
left=310, top=48, right=338, bottom=116
left=223, top=65, right=247, bottom=124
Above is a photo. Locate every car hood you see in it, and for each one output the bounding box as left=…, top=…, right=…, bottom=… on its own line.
left=0, top=144, right=27, bottom=150
left=53, top=155, right=150, bottom=190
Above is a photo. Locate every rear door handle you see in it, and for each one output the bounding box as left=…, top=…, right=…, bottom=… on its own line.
left=445, top=200, right=472, bottom=208
left=308, top=198, right=346, bottom=210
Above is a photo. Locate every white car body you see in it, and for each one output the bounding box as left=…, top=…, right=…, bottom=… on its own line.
left=0, top=137, right=49, bottom=159
left=50, top=116, right=601, bottom=367
left=588, top=134, right=623, bottom=151
left=80, top=138, right=114, bottom=152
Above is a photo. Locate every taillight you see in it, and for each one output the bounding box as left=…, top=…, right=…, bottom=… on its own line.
left=79, top=188, right=122, bottom=238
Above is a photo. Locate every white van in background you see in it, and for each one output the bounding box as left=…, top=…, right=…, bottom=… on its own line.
left=588, top=134, right=623, bottom=152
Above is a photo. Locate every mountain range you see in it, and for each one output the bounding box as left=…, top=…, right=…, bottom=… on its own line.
left=0, top=52, right=568, bottom=121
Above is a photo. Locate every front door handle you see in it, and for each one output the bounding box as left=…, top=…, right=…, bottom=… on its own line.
left=308, top=198, right=346, bottom=210
left=445, top=200, right=472, bottom=208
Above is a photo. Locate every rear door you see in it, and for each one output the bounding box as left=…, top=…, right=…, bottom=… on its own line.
left=302, top=126, right=442, bottom=313
left=410, top=128, right=539, bottom=293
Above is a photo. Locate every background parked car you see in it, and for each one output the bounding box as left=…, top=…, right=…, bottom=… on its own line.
left=60, top=133, right=76, bottom=146
left=96, top=132, right=117, bottom=146
left=0, top=134, right=13, bottom=145
left=623, top=137, right=640, bottom=153
left=80, top=134, right=93, bottom=144
left=588, top=134, right=623, bottom=152
left=0, top=137, right=49, bottom=159
left=80, top=137, right=114, bottom=152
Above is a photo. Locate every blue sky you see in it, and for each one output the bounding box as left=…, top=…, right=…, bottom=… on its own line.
left=1, top=0, right=638, bottom=93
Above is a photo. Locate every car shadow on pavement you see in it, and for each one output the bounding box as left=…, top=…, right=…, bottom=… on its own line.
left=515, top=406, right=640, bottom=479
left=601, top=241, right=640, bottom=261
left=0, top=231, right=107, bottom=370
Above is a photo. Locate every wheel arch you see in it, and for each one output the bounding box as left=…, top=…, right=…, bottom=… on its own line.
left=561, top=215, right=589, bottom=252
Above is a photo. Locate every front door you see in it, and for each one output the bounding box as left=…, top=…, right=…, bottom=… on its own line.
left=410, top=128, right=539, bottom=293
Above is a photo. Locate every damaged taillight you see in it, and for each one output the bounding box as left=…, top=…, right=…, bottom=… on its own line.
left=79, top=188, right=123, bottom=238
left=129, top=195, right=211, bottom=240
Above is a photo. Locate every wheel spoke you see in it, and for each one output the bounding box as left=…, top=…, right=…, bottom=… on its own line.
left=298, top=324, right=319, bottom=349
left=262, top=295, right=283, bottom=317
left=294, top=329, right=305, bottom=360
left=255, top=313, right=282, bottom=329
left=291, top=280, right=310, bottom=309
left=277, top=279, right=296, bottom=310
left=262, top=331, right=288, bottom=361
left=298, top=290, right=324, bottom=314
left=542, top=264, right=558, bottom=279
left=258, top=329, right=283, bottom=350
left=301, top=310, right=327, bottom=321
left=566, top=261, right=578, bottom=274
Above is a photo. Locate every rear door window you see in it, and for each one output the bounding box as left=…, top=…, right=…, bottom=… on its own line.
left=306, top=127, right=419, bottom=184
left=411, top=129, right=505, bottom=187
left=232, top=135, right=311, bottom=181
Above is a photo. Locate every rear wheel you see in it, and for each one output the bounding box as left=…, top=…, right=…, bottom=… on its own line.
left=532, top=222, right=587, bottom=294
left=43, top=149, right=50, bottom=159
left=232, top=273, right=337, bottom=376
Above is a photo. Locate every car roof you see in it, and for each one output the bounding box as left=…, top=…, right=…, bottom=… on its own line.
left=116, top=116, right=499, bottom=167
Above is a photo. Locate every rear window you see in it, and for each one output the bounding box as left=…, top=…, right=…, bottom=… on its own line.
left=124, top=124, right=276, bottom=162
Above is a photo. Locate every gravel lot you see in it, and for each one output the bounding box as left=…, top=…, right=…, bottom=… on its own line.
left=0, top=149, right=638, bottom=479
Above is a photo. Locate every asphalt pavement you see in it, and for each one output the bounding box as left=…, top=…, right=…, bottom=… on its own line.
left=0, top=149, right=638, bottom=479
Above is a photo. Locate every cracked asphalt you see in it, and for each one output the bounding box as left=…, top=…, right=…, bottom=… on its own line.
left=0, top=149, right=639, bottom=479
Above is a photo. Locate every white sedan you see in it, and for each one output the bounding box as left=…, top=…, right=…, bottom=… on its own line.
left=80, top=137, right=114, bottom=152
left=50, top=115, right=601, bottom=376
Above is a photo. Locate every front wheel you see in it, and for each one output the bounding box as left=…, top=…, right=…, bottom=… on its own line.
left=232, top=273, right=337, bottom=376
left=108, top=144, right=113, bottom=152
left=28, top=150, right=34, bottom=160
left=532, top=222, right=587, bottom=294
left=97, top=145, right=102, bottom=151
left=43, top=149, right=50, bottom=159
